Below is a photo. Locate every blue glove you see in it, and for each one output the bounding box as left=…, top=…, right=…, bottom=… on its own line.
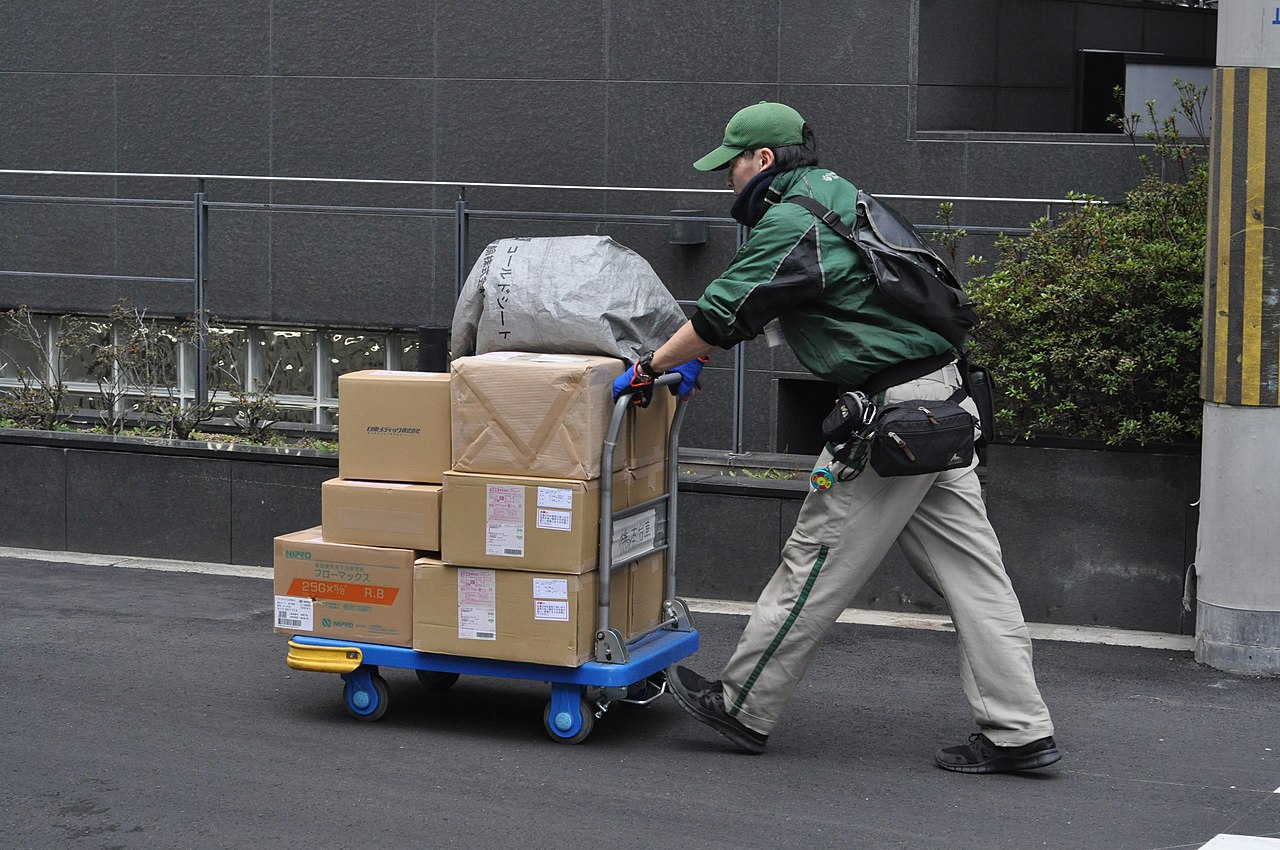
left=670, top=356, right=709, bottom=398
left=612, top=357, right=657, bottom=408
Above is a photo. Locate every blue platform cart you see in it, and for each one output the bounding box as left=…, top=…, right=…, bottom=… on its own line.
left=285, top=372, right=700, bottom=744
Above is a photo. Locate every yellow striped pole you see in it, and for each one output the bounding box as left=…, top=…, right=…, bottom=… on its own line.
left=1195, top=2, right=1280, bottom=675
left=1201, top=66, right=1279, bottom=406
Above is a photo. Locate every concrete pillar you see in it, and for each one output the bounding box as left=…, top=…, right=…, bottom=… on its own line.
left=1196, top=1, right=1280, bottom=674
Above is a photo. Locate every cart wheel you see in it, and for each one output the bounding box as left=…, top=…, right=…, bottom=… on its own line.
left=342, top=669, right=389, bottom=722
left=543, top=697, right=595, bottom=745
left=415, top=670, right=460, bottom=691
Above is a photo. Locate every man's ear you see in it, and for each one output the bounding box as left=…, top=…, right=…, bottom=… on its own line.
left=759, top=147, right=776, bottom=169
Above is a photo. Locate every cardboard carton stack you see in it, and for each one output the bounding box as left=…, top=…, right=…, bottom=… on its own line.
left=272, top=370, right=452, bottom=648
left=273, top=356, right=672, bottom=667
left=422, top=352, right=671, bottom=666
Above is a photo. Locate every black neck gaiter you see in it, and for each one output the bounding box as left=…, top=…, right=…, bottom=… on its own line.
left=730, top=167, right=780, bottom=228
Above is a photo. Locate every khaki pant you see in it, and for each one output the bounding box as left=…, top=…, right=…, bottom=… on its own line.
left=720, top=363, right=1054, bottom=746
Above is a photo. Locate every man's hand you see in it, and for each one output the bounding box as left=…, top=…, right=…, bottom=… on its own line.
left=612, top=354, right=659, bottom=408
left=669, top=356, right=710, bottom=398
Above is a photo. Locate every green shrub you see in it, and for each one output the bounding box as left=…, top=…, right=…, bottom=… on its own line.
left=965, top=84, right=1207, bottom=446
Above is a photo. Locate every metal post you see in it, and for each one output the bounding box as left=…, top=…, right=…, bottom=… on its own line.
left=1195, top=1, right=1280, bottom=675
left=192, top=191, right=209, bottom=409
left=732, top=223, right=749, bottom=453
left=454, top=190, right=469, bottom=298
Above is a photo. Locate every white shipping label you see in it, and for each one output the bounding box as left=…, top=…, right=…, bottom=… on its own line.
left=612, top=509, right=657, bottom=562
left=532, top=578, right=569, bottom=600
left=486, top=484, right=524, bottom=522
left=476, top=352, right=524, bottom=360
left=531, top=354, right=587, bottom=363
left=457, top=569, right=497, bottom=640
left=274, top=595, right=314, bottom=632
left=536, top=509, right=572, bottom=532
left=458, top=568, right=496, bottom=604
left=458, top=606, right=497, bottom=640
left=486, top=522, right=525, bottom=557
left=534, top=600, right=570, bottom=621
left=537, top=486, right=574, bottom=509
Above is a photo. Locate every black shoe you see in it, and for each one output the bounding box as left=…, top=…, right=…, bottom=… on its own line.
left=666, top=665, right=768, bottom=754
left=935, top=732, right=1061, bottom=774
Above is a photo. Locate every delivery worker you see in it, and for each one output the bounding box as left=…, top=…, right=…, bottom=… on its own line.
left=611, top=101, right=1059, bottom=773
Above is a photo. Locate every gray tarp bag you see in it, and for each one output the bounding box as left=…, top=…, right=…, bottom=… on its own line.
left=450, top=235, right=687, bottom=363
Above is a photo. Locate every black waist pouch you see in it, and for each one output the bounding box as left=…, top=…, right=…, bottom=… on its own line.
left=870, top=399, right=975, bottom=477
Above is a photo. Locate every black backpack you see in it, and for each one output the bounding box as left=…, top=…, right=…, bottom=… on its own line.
left=786, top=191, right=978, bottom=350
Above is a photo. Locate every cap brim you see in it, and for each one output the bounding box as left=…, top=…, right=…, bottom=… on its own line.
left=692, top=144, right=742, bottom=172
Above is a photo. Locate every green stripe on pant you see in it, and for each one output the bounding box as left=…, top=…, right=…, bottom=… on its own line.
left=729, top=544, right=830, bottom=717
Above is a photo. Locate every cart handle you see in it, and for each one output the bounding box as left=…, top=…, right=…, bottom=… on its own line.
left=596, top=371, right=689, bottom=662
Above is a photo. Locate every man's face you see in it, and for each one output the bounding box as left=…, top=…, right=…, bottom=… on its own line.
left=726, top=149, right=767, bottom=195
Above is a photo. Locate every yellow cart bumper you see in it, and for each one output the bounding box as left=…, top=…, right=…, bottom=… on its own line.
left=287, top=640, right=363, bottom=674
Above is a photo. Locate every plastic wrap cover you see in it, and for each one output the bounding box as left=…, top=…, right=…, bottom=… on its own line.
left=450, top=235, right=687, bottom=364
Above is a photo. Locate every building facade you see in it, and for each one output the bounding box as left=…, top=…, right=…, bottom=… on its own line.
left=0, top=0, right=1217, bottom=450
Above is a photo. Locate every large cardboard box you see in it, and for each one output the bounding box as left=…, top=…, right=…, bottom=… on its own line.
left=616, top=461, right=667, bottom=509
left=627, top=391, right=675, bottom=469
left=337, top=370, right=451, bottom=484
left=450, top=352, right=622, bottom=480
left=441, top=471, right=604, bottom=574
left=272, top=528, right=416, bottom=647
left=627, top=553, right=667, bottom=639
left=412, top=561, right=630, bottom=667
left=321, top=478, right=442, bottom=552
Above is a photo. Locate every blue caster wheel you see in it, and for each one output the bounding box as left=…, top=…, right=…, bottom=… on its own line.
left=543, top=697, right=595, bottom=744
left=342, top=668, right=389, bottom=722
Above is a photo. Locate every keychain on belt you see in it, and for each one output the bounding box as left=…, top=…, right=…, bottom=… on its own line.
left=810, top=465, right=835, bottom=492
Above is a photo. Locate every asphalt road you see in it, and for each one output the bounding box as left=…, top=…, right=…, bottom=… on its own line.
left=4, top=556, right=1280, bottom=850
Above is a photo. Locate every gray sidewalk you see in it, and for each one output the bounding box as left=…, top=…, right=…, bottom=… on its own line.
left=4, top=551, right=1279, bottom=850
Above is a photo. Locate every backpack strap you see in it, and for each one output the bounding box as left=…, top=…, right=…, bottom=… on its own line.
left=786, top=196, right=856, bottom=242
left=791, top=194, right=970, bottom=401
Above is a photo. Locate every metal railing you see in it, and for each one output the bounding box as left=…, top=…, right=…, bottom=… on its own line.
left=0, top=168, right=1093, bottom=452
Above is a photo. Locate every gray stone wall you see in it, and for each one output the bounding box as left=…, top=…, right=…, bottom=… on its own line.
left=0, top=434, right=1199, bottom=633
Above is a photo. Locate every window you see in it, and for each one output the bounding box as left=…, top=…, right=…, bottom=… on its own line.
left=916, top=0, right=1216, bottom=134
left=0, top=315, right=427, bottom=431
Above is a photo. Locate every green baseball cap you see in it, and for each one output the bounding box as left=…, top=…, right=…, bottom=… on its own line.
left=693, top=101, right=806, bottom=172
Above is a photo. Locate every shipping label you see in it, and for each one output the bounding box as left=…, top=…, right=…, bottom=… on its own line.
left=486, top=484, right=525, bottom=556
left=532, top=578, right=569, bottom=600
left=534, top=599, right=570, bottom=622
left=274, top=595, right=314, bottom=631
left=458, top=568, right=497, bottom=640
left=486, top=522, right=525, bottom=557
left=536, top=486, right=574, bottom=509
left=535, top=509, right=572, bottom=532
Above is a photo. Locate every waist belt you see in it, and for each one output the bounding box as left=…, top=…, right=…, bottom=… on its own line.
left=852, top=352, right=958, bottom=397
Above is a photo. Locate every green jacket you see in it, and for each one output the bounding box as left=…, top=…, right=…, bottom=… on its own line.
left=690, top=167, right=951, bottom=388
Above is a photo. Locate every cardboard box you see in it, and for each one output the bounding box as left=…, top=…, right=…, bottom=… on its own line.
left=321, top=478, right=442, bottom=552
left=617, top=461, right=667, bottom=509
left=441, top=471, right=604, bottom=574
left=272, top=528, right=417, bottom=647
left=338, top=370, right=451, bottom=484
left=627, top=391, right=675, bottom=469
left=450, top=352, right=622, bottom=480
left=412, top=561, right=630, bottom=667
left=627, top=553, right=667, bottom=639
